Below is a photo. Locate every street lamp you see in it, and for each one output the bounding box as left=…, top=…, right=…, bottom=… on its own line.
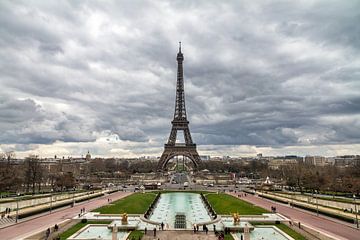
left=354, top=194, right=359, bottom=229
left=15, top=192, right=20, bottom=223
left=50, top=189, right=53, bottom=214
left=315, top=190, right=319, bottom=216
left=72, top=188, right=75, bottom=207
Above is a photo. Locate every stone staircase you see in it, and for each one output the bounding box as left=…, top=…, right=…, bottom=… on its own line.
left=141, top=231, right=217, bottom=240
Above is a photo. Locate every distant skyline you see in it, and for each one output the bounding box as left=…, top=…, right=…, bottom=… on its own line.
left=0, top=1, right=360, bottom=158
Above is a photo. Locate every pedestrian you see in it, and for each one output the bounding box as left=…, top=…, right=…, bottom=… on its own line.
left=205, top=225, right=208, bottom=234
left=54, top=224, right=59, bottom=231
left=213, top=224, right=216, bottom=232
left=45, top=228, right=50, bottom=239
left=144, top=227, right=147, bottom=235
left=193, top=224, right=196, bottom=233
left=153, top=227, right=156, bottom=237
left=196, top=224, right=199, bottom=232
left=298, top=222, right=301, bottom=229
left=161, top=222, right=164, bottom=230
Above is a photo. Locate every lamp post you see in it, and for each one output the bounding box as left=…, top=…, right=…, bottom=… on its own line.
left=354, top=194, right=359, bottom=229
left=50, top=189, right=53, bottom=214
left=15, top=192, right=20, bottom=223
left=72, top=188, right=75, bottom=207
left=315, top=190, right=319, bottom=216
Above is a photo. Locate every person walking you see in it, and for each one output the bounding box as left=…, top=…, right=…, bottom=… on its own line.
left=45, top=228, right=50, bottom=239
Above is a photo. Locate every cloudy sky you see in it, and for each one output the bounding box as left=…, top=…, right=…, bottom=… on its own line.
left=0, top=0, right=359, bottom=158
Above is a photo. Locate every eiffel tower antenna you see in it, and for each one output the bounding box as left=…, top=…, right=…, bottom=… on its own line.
left=158, top=43, right=201, bottom=170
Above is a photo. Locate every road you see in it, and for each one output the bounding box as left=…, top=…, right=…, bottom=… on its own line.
left=0, top=191, right=131, bottom=240
left=232, top=192, right=360, bottom=240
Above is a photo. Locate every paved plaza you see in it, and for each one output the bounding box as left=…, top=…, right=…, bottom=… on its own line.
left=231, top=192, right=360, bottom=240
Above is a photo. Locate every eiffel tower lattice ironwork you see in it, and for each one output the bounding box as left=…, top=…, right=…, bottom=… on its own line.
left=158, top=43, right=201, bottom=170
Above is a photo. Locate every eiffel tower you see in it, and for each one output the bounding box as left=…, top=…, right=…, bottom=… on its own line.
left=158, top=43, right=201, bottom=170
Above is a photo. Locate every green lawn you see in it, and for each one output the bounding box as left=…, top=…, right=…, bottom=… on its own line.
left=127, top=230, right=144, bottom=239
left=253, top=223, right=307, bottom=240
left=224, top=234, right=234, bottom=240
left=94, top=192, right=156, bottom=214
left=206, top=193, right=268, bottom=215
left=59, top=221, right=111, bottom=240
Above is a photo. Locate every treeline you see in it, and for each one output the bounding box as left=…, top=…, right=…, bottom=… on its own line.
left=198, top=159, right=360, bottom=195
left=0, top=153, right=76, bottom=194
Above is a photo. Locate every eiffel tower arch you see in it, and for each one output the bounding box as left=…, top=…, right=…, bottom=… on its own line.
left=158, top=43, right=201, bottom=170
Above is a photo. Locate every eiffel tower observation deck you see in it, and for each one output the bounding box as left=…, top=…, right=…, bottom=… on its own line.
left=158, top=43, right=201, bottom=170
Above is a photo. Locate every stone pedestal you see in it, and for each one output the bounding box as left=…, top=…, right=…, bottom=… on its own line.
left=244, top=223, right=250, bottom=240
left=112, top=224, right=118, bottom=240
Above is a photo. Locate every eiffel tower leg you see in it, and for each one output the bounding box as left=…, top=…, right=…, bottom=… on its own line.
left=158, top=145, right=201, bottom=170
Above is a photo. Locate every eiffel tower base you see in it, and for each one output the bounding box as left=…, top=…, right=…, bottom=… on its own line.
left=158, top=144, right=201, bottom=170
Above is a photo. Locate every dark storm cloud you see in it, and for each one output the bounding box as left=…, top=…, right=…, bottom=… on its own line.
left=0, top=0, right=359, bottom=156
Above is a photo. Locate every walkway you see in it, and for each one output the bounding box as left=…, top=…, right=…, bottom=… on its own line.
left=257, top=191, right=359, bottom=221
left=231, top=192, right=360, bottom=240
left=0, top=191, right=131, bottom=240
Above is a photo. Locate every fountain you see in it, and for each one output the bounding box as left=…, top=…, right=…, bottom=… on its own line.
left=67, top=192, right=294, bottom=240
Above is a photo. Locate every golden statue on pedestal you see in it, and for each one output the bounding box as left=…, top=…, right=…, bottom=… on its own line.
left=232, top=212, right=240, bottom=224
left=121, top=213, right=128, bottom=224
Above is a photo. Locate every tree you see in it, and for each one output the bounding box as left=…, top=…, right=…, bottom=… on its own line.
left=23, top=155, right=43, bottom=194
left=0, top=151, right=22, bottom=192
left=55, top=172, right=76, bottom=190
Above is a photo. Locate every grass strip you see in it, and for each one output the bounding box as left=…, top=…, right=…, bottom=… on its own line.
left=206, top=193, right=268, bottom=215
left=94, top=193, right=156, bottom=214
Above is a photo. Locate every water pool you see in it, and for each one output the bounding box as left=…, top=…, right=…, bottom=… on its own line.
left=234, top=226, right=294, bottom=240
left=149, top=192, right=212, bottom=229
left=68, top=225, right=128, bottom=240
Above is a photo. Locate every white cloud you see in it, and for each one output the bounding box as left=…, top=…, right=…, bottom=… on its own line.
left=0, top=1, right=359, bottom=157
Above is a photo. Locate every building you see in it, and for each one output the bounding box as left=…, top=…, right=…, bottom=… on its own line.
left=335, top=155, right=360, bottom=167
left=304, top=156, right=327, bottom=166
left=200, top=155, right=211, bottom=161
left=268, top=156, right=303, bottom=170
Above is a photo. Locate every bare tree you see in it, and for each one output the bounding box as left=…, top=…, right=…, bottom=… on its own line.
left=23, top=155, right=43, bottom=194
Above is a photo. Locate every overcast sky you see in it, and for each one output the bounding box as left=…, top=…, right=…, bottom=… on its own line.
left=0, top=0, right=359, bottom=158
